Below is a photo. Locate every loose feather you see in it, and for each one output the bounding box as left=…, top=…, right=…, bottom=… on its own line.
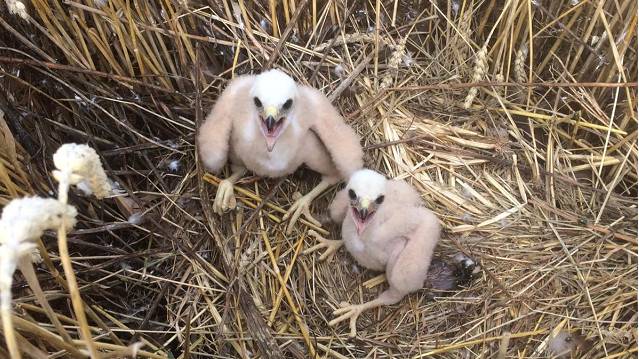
left=425, top=254, right=479, bottom=293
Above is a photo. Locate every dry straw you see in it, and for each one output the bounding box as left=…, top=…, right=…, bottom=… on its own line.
left=314, top=32, right=391, bottom=52
left=0, top=1, right=636, bottom=358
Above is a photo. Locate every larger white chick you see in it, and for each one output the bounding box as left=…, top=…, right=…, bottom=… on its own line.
left=198, top=69, right=363, bottom=234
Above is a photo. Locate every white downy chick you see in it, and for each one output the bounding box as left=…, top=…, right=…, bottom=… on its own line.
left=307, top=169, right=441, bottom=337
left=197, top=69, right=363, bottom=234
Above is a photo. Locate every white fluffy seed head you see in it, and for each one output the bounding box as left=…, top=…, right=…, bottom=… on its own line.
left=53, top=143, right=111, bottom=199
left=6, top=0, right=28, bottom=20
left=0, top=197, right=77, bottom=246
left=0, top=245, right=19, bottom=307
left=0, top=197, right=77, bottom=295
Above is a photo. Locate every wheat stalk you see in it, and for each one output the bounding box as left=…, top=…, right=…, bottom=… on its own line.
left=463, top=45, right=488, bottom=108
left=514, top=44, right=529, bottom=101
left=380, top=37, right=408, bottom=89
left=514, top=46, right=528, bottom=84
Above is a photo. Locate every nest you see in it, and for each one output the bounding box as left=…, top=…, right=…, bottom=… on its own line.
left=0, top=0, right=637, bottom=357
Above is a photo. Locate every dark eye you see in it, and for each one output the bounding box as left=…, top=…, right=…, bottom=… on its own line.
left=375, top=195, right=385, bottom=204
left=348, top=189, right=356, bottom=200
left=253, top=97, right=262, bottom=108
left=282, top=98, right=293, bottom=110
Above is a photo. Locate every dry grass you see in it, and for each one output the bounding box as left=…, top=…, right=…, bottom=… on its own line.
left=0, top=0, right=637, bottom=358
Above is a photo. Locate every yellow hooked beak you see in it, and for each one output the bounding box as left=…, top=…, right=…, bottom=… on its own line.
left=360, top=198, right=370, bottom=209
left=354, top=198, right=372, bottom=220
left=353, top=198, right=373, bottom=235
left=265, top=106, right=278, bottom=118
left=262, top=105, right=282, bottom=152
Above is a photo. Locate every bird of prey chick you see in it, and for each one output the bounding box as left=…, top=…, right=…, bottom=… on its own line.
left=198, top=69, right=363, bottom=234
left=306, top=169, right=453, bottom=337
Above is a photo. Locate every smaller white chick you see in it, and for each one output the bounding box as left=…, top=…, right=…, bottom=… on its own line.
left=305, top=169, right=441, bottom=337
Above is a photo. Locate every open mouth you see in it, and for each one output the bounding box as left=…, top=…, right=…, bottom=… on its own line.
left=351, top=207, right=375, bottom=235
left=260, top=117, right=285, bottom=151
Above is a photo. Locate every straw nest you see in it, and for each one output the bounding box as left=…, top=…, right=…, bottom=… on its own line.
left=0, top=0, right=636, bottom=358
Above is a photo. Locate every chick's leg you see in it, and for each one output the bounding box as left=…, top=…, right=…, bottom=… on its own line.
left=329, top=288, right=405, bottom=338
left=303, top=229, right=343, bottom=261
left=284, top=177, right=337, bottom=234
left=213, top=165, right=247, bottom=214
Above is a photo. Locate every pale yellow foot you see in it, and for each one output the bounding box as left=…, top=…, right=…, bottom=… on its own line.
left=283, top=192, right=321, bottom=234
left=329, top=301, right=365, bottom=338
left=303, top=229, right=343, bottom=261
left=213, top=179, right=236, bottom=215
